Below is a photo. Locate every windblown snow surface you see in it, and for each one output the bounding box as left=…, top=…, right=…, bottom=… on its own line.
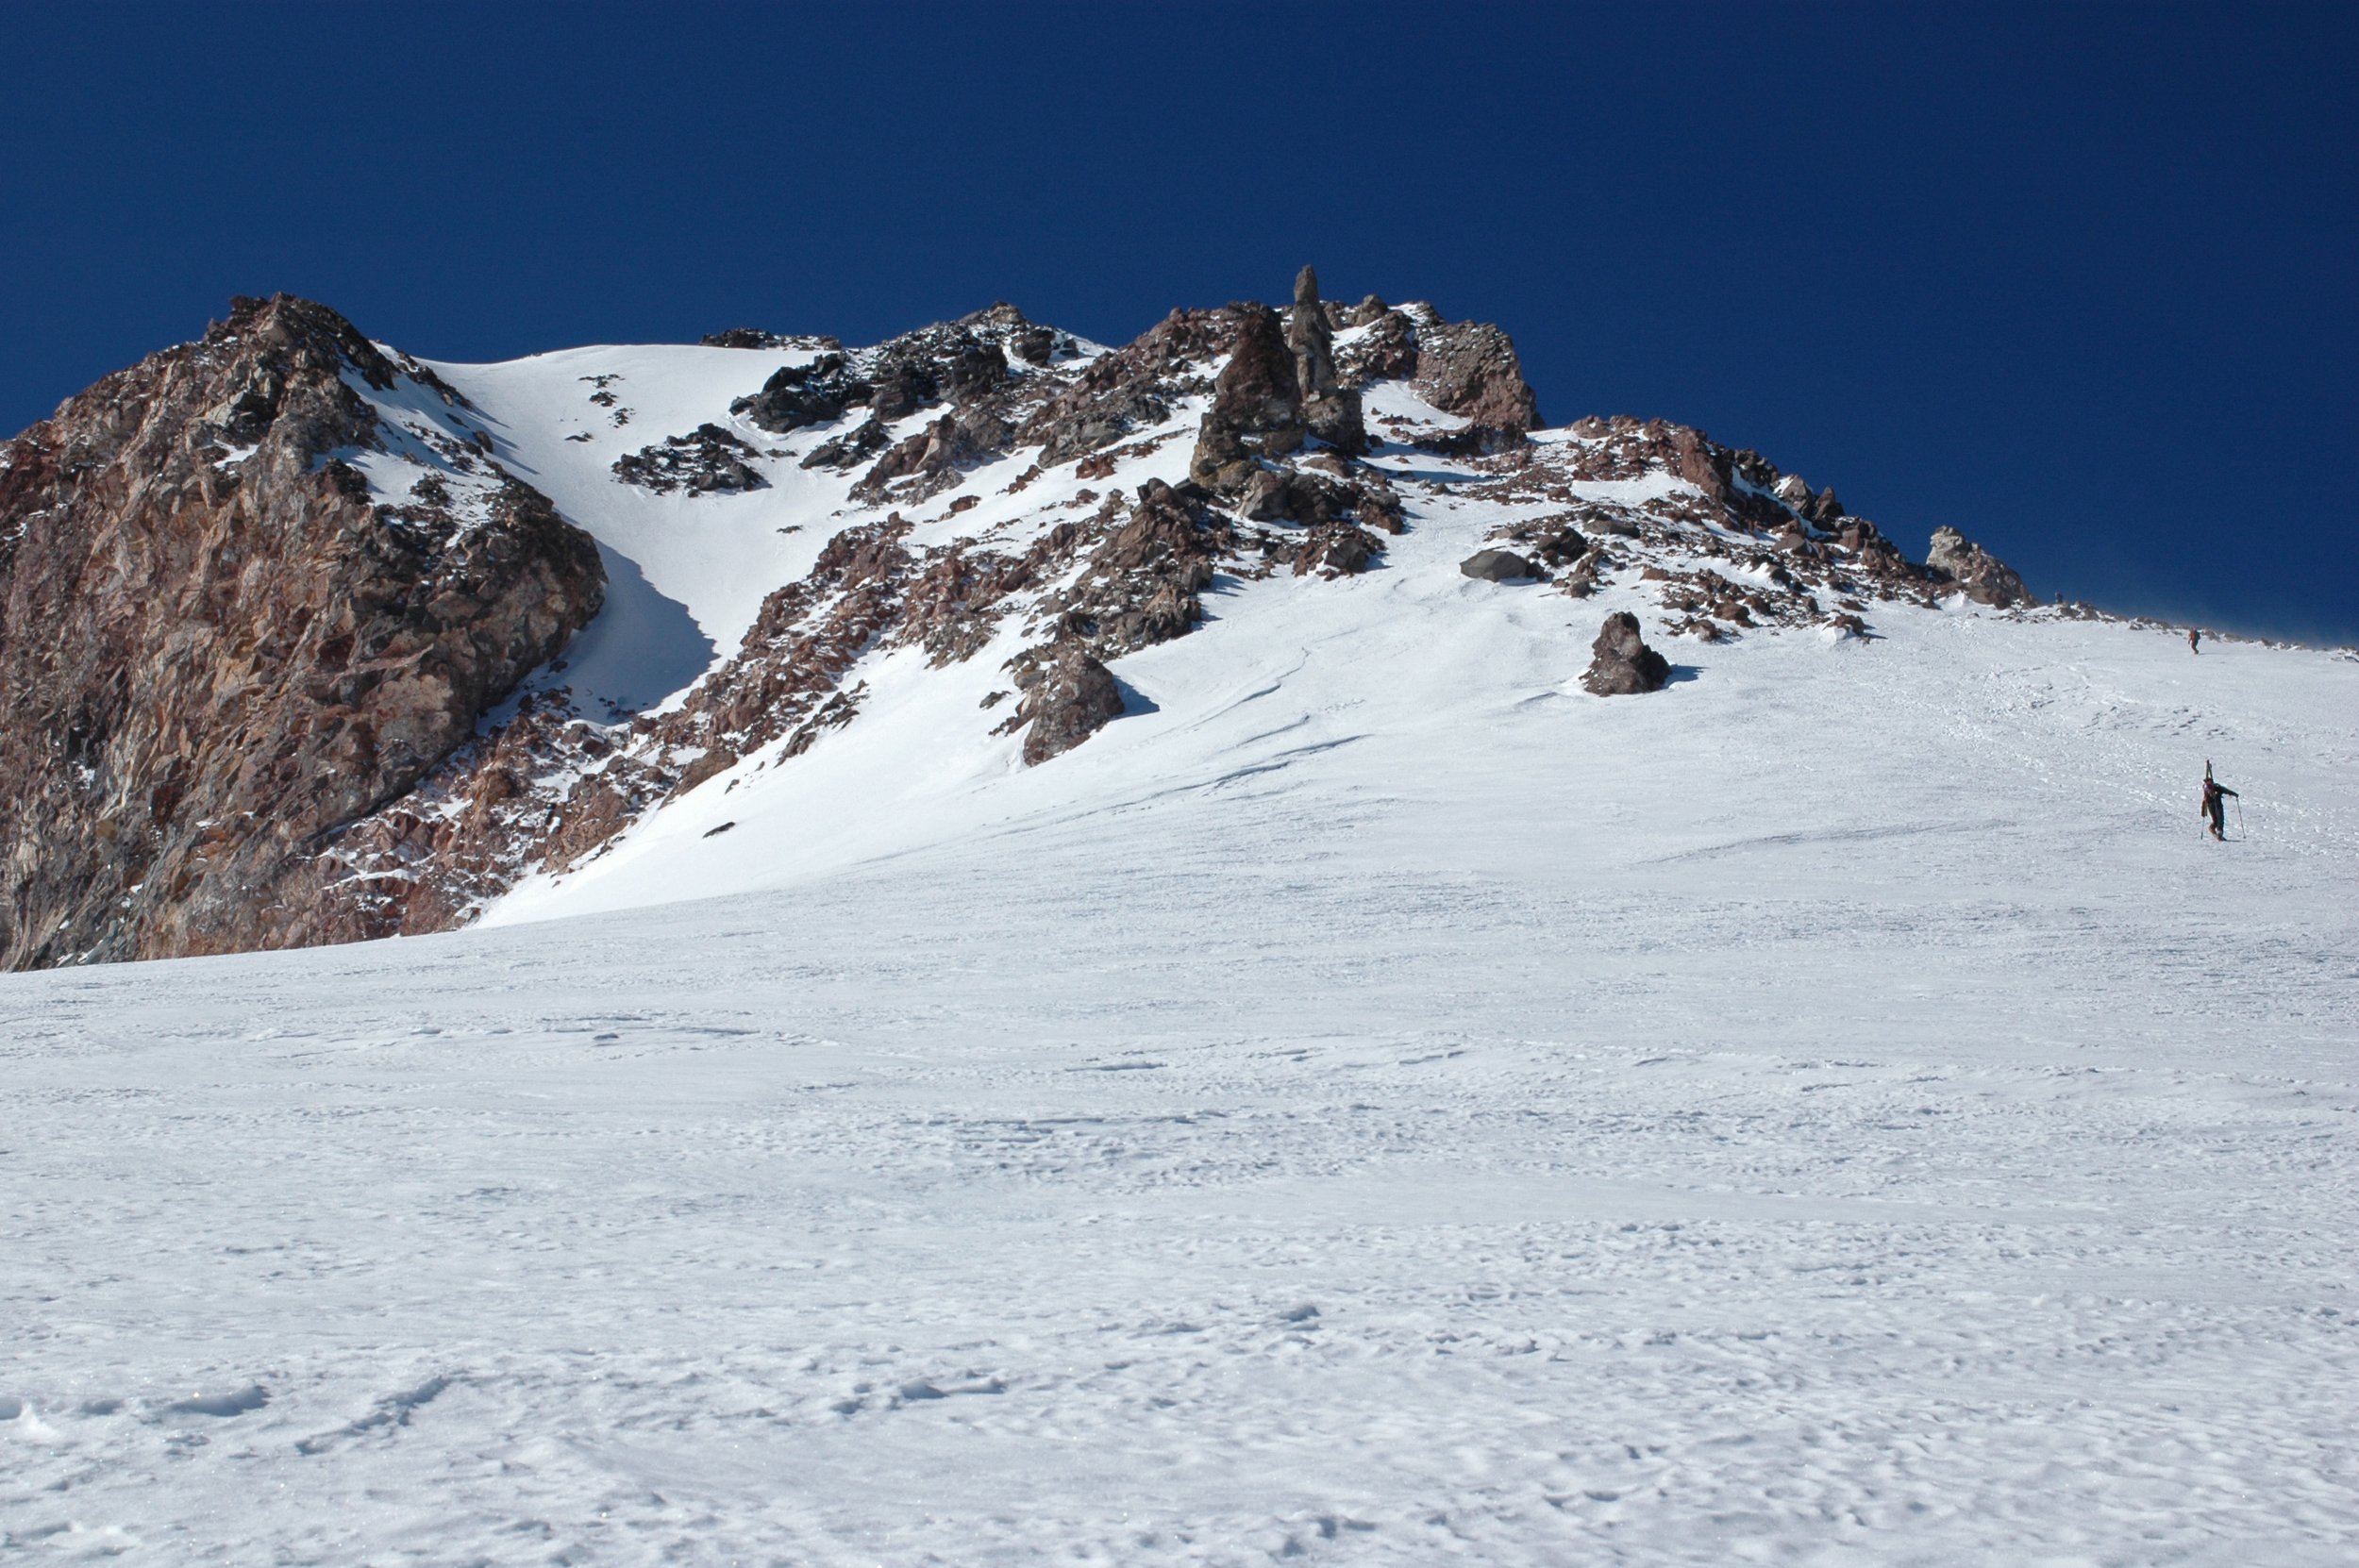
left=5, top=337, right=2357, bottom=1566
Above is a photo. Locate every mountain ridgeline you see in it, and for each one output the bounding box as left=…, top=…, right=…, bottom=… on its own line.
left=0, top=272, right=2035, bottom=969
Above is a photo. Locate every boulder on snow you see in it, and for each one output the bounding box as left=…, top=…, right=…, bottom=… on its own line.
left=1013, top=644, right=1126, bottom=765
left=1926, top=526, right=2034, bottom=609
left=1582, top=611, right=1671, bottom=695
left=1461, top=548, right=1539, bottom=582
left=1559, top=548, right=1603, bottom=597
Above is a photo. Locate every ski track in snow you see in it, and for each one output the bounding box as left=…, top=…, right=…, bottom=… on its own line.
left=4, top=342, right=2358, bottom=1563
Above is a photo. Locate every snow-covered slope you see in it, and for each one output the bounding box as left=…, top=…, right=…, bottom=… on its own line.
left=326, top=292, right=2331, bottom=940
left=3, top=603, right=2352, bottom=1565
left=4, top=292, right=2354, bottom=1564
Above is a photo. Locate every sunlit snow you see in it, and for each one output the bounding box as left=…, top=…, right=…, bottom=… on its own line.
left=4, top=331, right=2354, bottom=1566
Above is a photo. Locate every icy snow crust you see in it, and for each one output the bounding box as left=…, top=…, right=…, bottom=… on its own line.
left=4, top=329, right=2358, bottom=1563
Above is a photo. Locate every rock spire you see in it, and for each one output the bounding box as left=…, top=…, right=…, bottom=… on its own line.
left=1286, top=265, right=1366, bottom=455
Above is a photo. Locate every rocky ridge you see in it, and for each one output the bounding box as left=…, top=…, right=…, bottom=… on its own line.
left=0, top=294, right=603, bottom=966
left=1, top=275, right=2038, bottom=967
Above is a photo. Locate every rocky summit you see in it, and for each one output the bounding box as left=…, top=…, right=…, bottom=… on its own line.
left=0, top=275, right=2047, bottom=970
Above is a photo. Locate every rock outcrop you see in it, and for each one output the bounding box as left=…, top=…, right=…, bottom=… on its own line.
left=1012, top=644, right=1126, bottom=765
left=701, top=327, right=843, bottom=352
left=1336, top=307, right=1419, bottom=388
left=731, top=305, right=1066, bottom=439
left=1188, top=303, right=1304, bottom=494
left=1412, top=309, right=1540, bottom=433
left=1021, top=308, right=1229, bottom=464
left=0, top=293, right=604, bottom=968
left=611, top=423, right=765, bottom=493
left=1287, top=266, right=1365, bottom=455
left=1926, top=526, right=2033, bottom=608
left=1581, top=612, right=1672, bottom=695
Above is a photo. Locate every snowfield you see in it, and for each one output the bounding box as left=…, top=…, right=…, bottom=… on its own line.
left=4, top=329, right=2356, bottom=1563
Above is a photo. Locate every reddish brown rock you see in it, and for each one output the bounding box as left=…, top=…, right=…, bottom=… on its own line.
left=1294, top=523, right=1383, bottom=577
left=1926, top=525, right=2034, bottom=608
left=1012, top=643, right=1126, bottom=765
left=1335, top=308, right=1419, bottom=388
left=0, top=294, right=604, bottom=968
left=1188, top=303, right=1304, bottom=494
left=1023, top=308, right=1232, bottom=465
left=1412, top=311, right=1540, bottom=432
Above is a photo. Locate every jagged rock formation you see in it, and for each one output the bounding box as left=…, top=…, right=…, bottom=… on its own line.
left=1189, top=303, right=1305, bottom=494
left=1288, top=266, right=1365, bottom=455
left=1411, top=309, right=1539, bottom=433
left=1927, top=526, right=2033, bottom=608
left=2, top=270, right=2034, bottom=969
left=1012, top=645, right=1125, bottom=765
left=1582, top=611, right=1672, bottom=694
left=1021, top=308, right=1229, bottom=465
left=0, top=294, right=603, bottom=968
left=732, top=305, right=1076, bottom=442
left=1336, top=304, right=1419, bottom=387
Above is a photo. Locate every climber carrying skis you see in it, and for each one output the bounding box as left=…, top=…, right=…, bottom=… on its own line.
left=2188, top=627, right=2201, bottom=654
left=2201, top=760, right=2238, bottom=841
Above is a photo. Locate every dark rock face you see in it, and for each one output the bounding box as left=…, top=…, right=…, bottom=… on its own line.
left=1926, top=526, right=2033, bottom=608
left=871, top=328, right=1007, bottom=420
left=611, top=423, right=765, bottom=493
left=734, top=352, right=868, bottom=433
left=1486, top=517, right=1588, bottom=565
left=731, top=306, right=1051, bottom=436
left=1012, top=643, right=1126, bottom=765
left=0, top=293, right=604, bottom=968
left=1188, top=304, right=1304, bottom=494
left=850, top=404, right=1012, bottom=504
left=1581, top=612, right=1671, bottom=695
left=1461, top=548, right=1539, bottom=582
left=1413, top=312, right=1540, bottom=432
left=1531, top=525, right=1588, bottom=564
left=798, top=417, right=892, bottom=471
left=1559, top=550, right=1603, bottom=597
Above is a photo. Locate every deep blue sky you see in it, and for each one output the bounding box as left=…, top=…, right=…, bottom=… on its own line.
left=6, top=4, right=2353, bottom=642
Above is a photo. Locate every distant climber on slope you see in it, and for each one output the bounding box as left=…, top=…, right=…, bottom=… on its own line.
left=2201, top=761, right=2238, bottom=841
left=2188, top=627, right=2201, bottom=654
